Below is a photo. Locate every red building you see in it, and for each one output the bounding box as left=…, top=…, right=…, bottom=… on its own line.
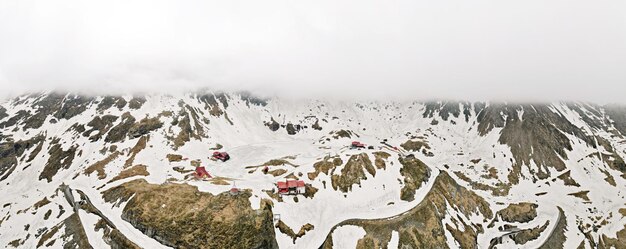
left=194, top=166, right=212, bottom=179
left=277, top=180, right=305, bottom=195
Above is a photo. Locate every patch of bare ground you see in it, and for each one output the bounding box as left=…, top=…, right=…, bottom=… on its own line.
left=168, top=104, right=207, bottom=149
left=400, top=140, right=432, bottom=156
left=107, top=164, right=149, bottom=183
left=400, top=140, right=430, bottom=152
left=85, top=151, right=121, bottom=179
left=33, top=197, right=51, bottom=210
left=124, top=135, right=148, bottom=168
left=263, top=190, right=283, bottom=202
left=246, top=157, right=298, bottom=169
left=37, top=224, right=60, bottom=247
left=372, top=151, right=390, bottom=169
left=102, top=179, right=278, bottom=248
left=267, top=169, right=287, bottom=177
left=619, top=208, right=626, bottom=217
left=454, top=171, right=511, bottom=196
left=480, top=166, right=498, bottom=180
left=493, top=203, right=538, bottom=224
left=600, top=169, right=617, bottom=186
left=39, top=138, right=78, bottom=182
left=166, top=153, right=183, bottom=162
left=331, top=129, right=356, bottom=139
left=275, top=220, right=314, bottom=244
left=568, top=191, right=591, bottom=201
left=398, top=154, right=430, bottom=201
left=600, top=224, right=626, bottom=248
left=307, top=156, right=342, bottom=180
left=208, top=176, right=233, bottom=185
left=556, top=170, right=580, bottom=187
left=331, top=153, right=376, bottom=192
left=321, top=171, right=492, bottom=249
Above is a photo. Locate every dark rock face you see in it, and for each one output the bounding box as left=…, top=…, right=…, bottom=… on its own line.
left=105, top=113, right=136, bottom=143
left=128, top=117, right=163, bottom=138
left=97, top=96, right=127, bottom=111
left=83, top=115, right=119, bottom=141
left=0, top=106, right=7, bottom=121
left=286, top=123, right=297, bottom=135
left=605, top=104, right=626, bottom=136
left=39, top=138, right=77, bottom=182
left=477, top=104, right=595, bottom=183
left=0, top=110, right=29, bottom=128
left=54, top=95, right=94, bottom=120
left=128, top=97, right=146, bottom=110
left=0, top=142, right=18, bottom=180
left=3, top=93, right=93, bottom=131
left=0, top=135, right=45, bottom=181
left=423, top=101, right=472, bottom=121
left=103, top=179, right=278, bottom=249
left=198, top=93, right=228, bottom=116
left=239, top=92, right=268, bottom=107
left=265, top=118, right=280, bottom=132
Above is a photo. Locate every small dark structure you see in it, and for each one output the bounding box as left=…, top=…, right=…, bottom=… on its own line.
left=351, top=141, right=366, bottom=149
left=212, top=151, right=230, bottom=162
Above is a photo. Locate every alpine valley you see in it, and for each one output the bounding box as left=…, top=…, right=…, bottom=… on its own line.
left=1, top=91, right=626, bottom=249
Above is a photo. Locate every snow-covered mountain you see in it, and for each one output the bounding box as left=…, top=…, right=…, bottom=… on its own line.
left=1, top=91, right=626, bottom=249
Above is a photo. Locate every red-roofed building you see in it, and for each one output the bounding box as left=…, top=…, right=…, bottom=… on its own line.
left=277, top=180, right=305, bottom=195
left=194, top=166, right=212, bottom=179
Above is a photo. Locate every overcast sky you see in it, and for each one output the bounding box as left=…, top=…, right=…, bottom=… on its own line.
left=1, top=0, right=625, bottom=102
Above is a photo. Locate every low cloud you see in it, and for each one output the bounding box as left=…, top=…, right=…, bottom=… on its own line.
left=1, top=0, right=626, bottom=102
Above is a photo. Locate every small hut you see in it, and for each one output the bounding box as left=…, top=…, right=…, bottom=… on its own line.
left=229, top=182, right=240, bottom=196
left=277, top=180, right=305, bottom=195
left=194, top=166, right=212, bottom=179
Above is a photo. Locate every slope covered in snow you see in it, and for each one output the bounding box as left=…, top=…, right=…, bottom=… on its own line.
left=1, top=92, right=626, bottom=248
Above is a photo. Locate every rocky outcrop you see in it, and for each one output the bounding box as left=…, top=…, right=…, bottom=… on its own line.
left=128, top=116, right=163, bottom=138
left=308, top=156, right=343, bottom=180
left=0, top=134, right=45, bottom=181
left=83, top=115, right=119, bottom=141
left=398, top=154, right=430, bottom=201
left=321, top=171, right=492, bottom=249
left=477, top=104, right=595, bottom=183
left=105, top=113, right=136, bottom=143
left=39, top=138, right=78, bottom=182
left=331, top=153, right=376, bottom=192
left=97, top=96, right=127, bottom=111
left=102, top=179, right=278, bottom=249
left=128, top=97, right=146, bottom=110
left=495, top=203, right=538, bottom=223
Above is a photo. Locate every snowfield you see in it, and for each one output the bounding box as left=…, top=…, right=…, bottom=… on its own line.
left=1, top=93, right=625, bottom=248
